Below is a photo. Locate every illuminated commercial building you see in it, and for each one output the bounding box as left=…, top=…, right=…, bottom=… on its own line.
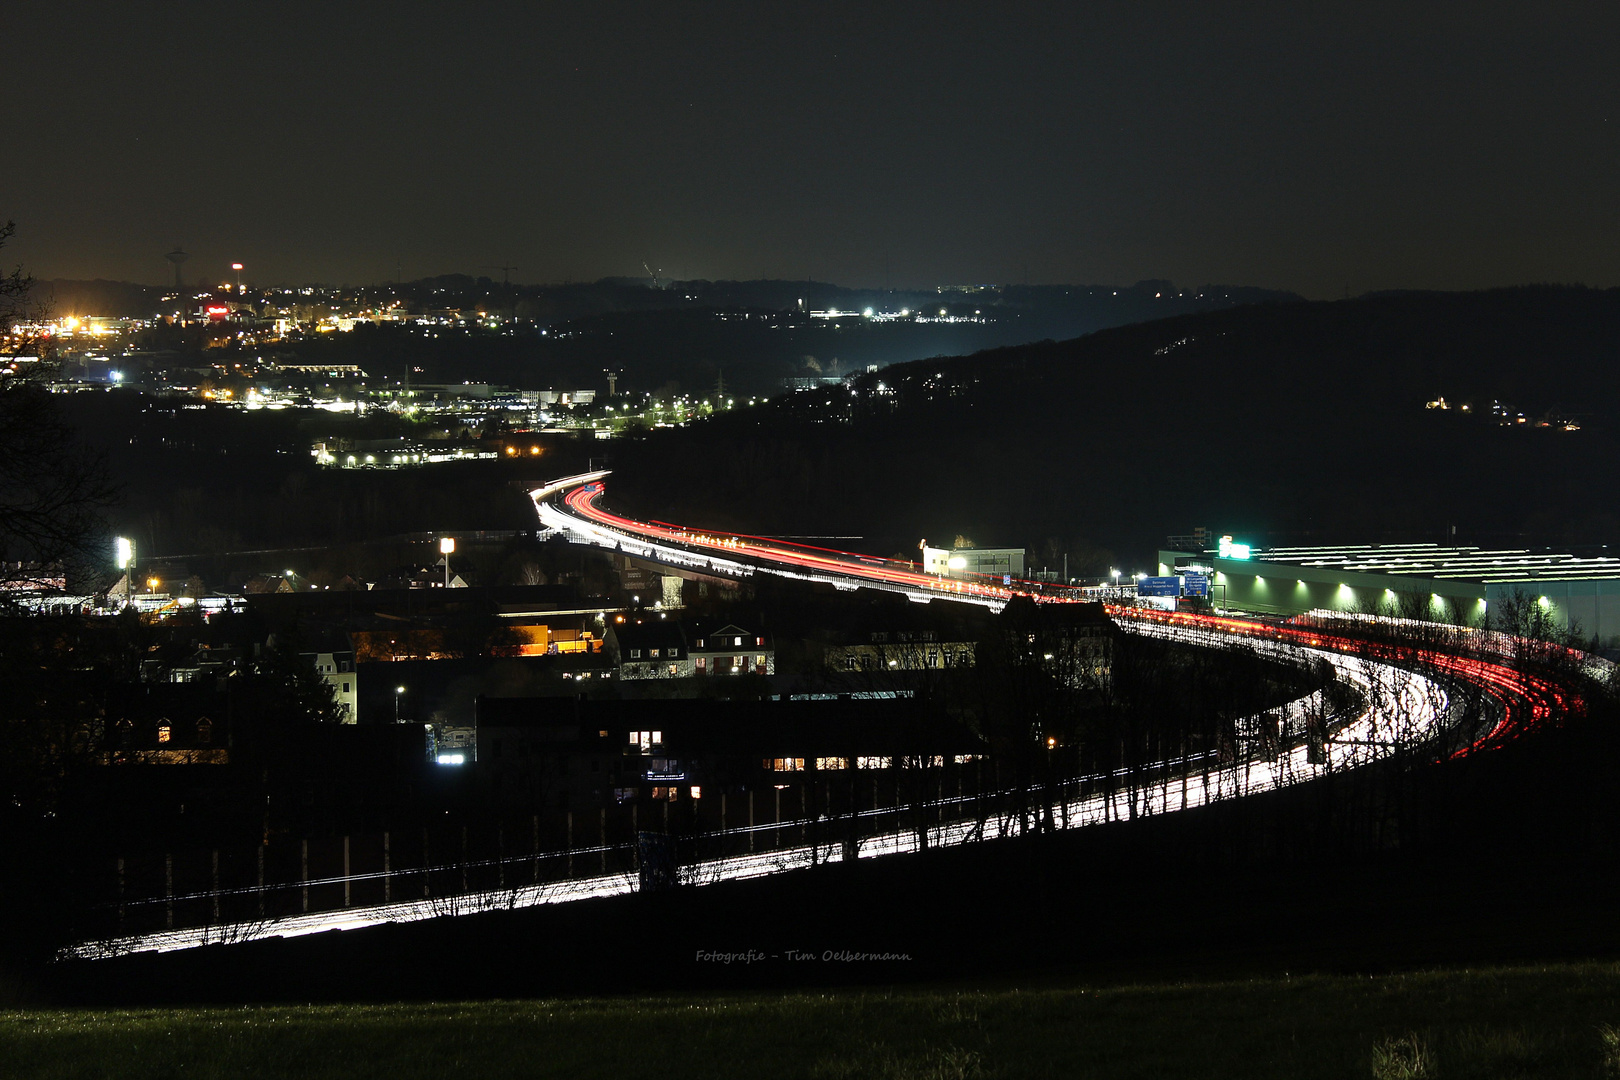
left=920, top=545, right=1025, bottom=581
left=1158, top=541, right=1620, bottom=645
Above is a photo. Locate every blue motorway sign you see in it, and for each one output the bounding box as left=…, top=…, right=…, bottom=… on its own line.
left=1182, top=572, right=1209, bottom=598
left=1137, top=576, right=1182, bottom=597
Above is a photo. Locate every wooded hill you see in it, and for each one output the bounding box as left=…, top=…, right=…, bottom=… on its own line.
left=607, top=286, right=1620, bottom=570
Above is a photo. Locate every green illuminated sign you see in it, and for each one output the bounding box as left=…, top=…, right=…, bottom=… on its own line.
left=1217, top=535, right=1251, bottom=560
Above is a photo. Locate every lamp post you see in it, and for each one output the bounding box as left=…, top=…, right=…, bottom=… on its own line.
left=115, top=537, right=135, bottom=607
left=395, top=685, right=405, bottom=724
left=440, top=537, right=455, bottom=589
left=231, top=262, right=243, bottom=295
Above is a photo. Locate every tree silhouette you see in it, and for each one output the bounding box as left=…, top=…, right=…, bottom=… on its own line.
left=0, top=221, right=115, bottom=588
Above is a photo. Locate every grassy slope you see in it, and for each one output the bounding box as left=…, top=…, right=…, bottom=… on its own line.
left=4, top=963, right=1620, bottom=1079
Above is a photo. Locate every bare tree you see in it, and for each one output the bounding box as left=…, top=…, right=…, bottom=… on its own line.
left=0, top=221, right=115, bottom=588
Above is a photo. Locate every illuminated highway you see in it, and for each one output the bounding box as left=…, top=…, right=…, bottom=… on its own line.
left=534, top=472, right=1573, bottom=756
left=533, top=471, right=1017, bottom=607
left=537, top=471, right=1572, bottom=756
left=60, top=474, right=1594, bottom=959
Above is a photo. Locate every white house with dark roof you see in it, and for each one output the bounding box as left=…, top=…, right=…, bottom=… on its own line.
left=686, top=621, right=774, bottom=677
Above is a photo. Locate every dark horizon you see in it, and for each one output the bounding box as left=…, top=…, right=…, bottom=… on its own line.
left=11, top=3, right=1620, bottom=299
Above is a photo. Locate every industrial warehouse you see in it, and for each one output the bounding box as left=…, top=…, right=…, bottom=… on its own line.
left=1157, top=541, right=1620, bottom=647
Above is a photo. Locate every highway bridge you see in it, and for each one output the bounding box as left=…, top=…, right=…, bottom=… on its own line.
left=531, top=471, right=1020, bottom=607
left=533, top=470, right=1584, bottom=758
left=63, top=473, right=1604, bottom=958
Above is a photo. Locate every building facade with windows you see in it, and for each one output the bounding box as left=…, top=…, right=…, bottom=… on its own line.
left=686, top=621, right=774, bottom=677
left=1159, top=541, right=1620, bottom=646
left=605, top=617, right=775, bottom=680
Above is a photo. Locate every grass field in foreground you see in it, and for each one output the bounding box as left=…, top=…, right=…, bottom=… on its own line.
left=4, top=962, right=1620, bottom=1079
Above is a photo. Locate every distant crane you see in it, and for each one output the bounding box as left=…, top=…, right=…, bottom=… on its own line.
left=642, top=261, right=661, bottom=290
left=164, top=246, right=189, bottom=290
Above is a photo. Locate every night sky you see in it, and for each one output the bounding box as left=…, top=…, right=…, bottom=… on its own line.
left=10, top=3, right=1619, bottom=298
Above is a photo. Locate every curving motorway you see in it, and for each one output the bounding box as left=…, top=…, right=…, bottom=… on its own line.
left=534, top=472, right=1018, bottom=605
left=536, top=470, right=1581, bottom=757
left=59, top=473, right=1594, bottom=959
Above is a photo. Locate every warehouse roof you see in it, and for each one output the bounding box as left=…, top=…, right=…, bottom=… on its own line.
left=1178, top=543, right=1620, bottom=583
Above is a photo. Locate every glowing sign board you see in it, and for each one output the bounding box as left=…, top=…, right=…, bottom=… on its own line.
left=1217, top=535, right=1251, bottom=560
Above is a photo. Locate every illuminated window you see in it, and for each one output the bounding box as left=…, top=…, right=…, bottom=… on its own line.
left=815, top=757, right=849, bottom=771
left=649, top=648, right=660, bottom=658
left=689, top=786, right=702, bottom=799
left=766, top=757, right=805, bottom=772
left=651, top=786, right=678, bottom=801
left=156, top=723, right=171, bottom=744
left=856, top=756, right=892, bottom=769
left=844, top=654, right=858, bottom=671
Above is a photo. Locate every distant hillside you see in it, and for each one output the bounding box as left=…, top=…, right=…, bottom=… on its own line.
left=44, top=275, right=1300, bottom=398
left=607, top=287, right=1620, bottom=569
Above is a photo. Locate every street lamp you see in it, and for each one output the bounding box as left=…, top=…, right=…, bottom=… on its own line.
left=440, top=537, right=455, bottom=589
left=231, top=262, right=243, bottom=294
left=395, top=686, right=405, bottom=724
left=115, top=537, right=135, bottom=606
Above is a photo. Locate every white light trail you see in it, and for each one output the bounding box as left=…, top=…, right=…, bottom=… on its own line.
left=56, top=482, right=1490, bottom=961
